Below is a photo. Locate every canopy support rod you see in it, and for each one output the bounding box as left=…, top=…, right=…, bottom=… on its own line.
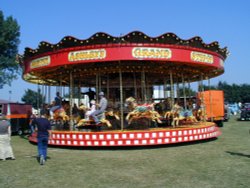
left=133, top=72, right=137, bottom=99
left=119, top=67, right=124, bottom=131
left=170, top=71, right=174, bottom=108
left=182, top=73, right=187, bottom=110
left=69, top=70, right=73, bottom=130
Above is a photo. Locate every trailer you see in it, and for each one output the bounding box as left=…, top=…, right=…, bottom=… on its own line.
left=0, top=99, right=32, bottom=135
left=197, top=90, right=225, bottom=127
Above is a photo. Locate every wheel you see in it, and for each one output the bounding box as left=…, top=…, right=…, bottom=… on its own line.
left=215, top=120, right=223, bottom=127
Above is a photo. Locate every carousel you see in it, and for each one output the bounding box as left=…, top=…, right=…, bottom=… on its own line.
left=18, top=31, right=229, bottom=147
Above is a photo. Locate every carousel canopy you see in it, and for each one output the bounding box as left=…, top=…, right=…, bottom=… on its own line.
left=23, top=31, right=228, bottom=59
left=18, top=31, right=229, bottom=86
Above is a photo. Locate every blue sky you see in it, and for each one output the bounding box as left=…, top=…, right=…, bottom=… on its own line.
left=1, top=0, right=250, bottom=102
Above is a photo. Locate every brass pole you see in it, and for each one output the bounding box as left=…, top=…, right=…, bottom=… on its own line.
left=182, top=74, right=187, bottom=110
left=107, top=74, right=109, bottom=101
left=208, top=78, right=213, bottom=122
left=164, top=78, right=167, bottom=99
left=48, top=85, right=51, bottom=105
left=96, top=73, right=99, bottom=104
left=200, top=74, right=206, bottom=122
left=170, top=71, right=174, bottom=108
left=69, top=70, right=73, bottom=130
left=119, top=67, right=124, bottom=131
left=133, top=72, right=137, bottom=99
left=141, top=68, right=147, bottom=102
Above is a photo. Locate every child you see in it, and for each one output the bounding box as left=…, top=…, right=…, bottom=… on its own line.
left=85, top=100, right=96, bottom=120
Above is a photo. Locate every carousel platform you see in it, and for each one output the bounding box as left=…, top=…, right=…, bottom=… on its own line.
left=28, top=122, right=221, bottom=147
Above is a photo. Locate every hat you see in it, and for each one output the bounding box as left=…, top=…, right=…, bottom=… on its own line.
left=90, top=100, right=96, bottom=105
left=99, top=91, right=104, bottom=96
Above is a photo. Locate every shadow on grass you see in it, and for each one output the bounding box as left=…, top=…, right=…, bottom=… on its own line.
left=27, top=155, right=52, bottom=164
left=225, top=151, right=250, bottom=158
left=18, top=134, right=30, bottom=141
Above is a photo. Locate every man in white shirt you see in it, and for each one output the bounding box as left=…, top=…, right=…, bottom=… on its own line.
left=90, top=92, right=107, bottom=124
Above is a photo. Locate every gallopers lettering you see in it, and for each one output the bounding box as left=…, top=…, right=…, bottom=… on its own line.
left=68, top=49, right=106, bottom=62
left=191, top=51, right=214, bottom=64
left=30, top=56, right=51, bottom=69
left=132, top=47, right=172, bottom=59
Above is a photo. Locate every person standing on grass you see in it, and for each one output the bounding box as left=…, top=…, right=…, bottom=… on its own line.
left=31, top=114, right=51, bottom=165
left=0, top=115, right=15, bottom=161
left=29, top=112, right=37, bottom=135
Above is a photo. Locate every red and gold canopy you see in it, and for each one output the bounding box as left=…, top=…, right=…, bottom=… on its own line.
left=18, top=31, right=229, bottom=86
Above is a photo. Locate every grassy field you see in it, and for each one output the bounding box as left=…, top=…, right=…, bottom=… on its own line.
left=0, top=116, right=249, bottom=188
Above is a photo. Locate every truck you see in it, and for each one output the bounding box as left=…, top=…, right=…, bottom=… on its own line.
left=197, top=90, right=225, bottom=127
left=0, top=99, right=32, bottom=135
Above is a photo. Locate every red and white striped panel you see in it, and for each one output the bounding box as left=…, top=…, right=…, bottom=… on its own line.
left=29, top=123, right=221, bottom=147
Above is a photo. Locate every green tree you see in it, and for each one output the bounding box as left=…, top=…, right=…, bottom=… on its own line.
left=238, top=84, right=250, bottom=103
left=178, top=86, right=196, bottom=97
left=205, top=81, right=250, bottom=103
left=21, top=89, right=45, bottom=109
left=0, top=10, right=20, bottom=89
left=217, top=81, right=232, bottom=102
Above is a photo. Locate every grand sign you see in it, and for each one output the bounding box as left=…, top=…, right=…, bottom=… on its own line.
left=132, top=47, right=172, bottom=59
left=191, top=51, right=214, bottom=64
left=68, top=49, right=106, bottom=62
left=30, top=56, right=51, bottom=69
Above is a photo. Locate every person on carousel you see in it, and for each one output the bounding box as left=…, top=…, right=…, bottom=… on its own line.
left=85, top=100, right=96, bottom=120
left=90, top=92, right=108, bottom=125
left=49, top=92, right=62, bottom=118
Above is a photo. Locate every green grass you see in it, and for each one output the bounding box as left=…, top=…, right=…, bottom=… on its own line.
left=1, top=117, right=250, bottom=188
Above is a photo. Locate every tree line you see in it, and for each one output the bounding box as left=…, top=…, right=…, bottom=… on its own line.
left=203, top=81, right=250, bottom=103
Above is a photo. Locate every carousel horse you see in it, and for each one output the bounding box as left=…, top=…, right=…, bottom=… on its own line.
left=168, top=103, right=198, bottom=127
left=172, top=109, right=198, bottom=127
left=125, top=97, right=162, bottom=125
left=51, top=101, right=70, bottom=121
left=75, top=105, right=116, bottom=128
left=76, top=116, right=112, bottom=128
left=193, top=105, right=206, bottom=121
left=164, top=102, right=182, bottom=120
